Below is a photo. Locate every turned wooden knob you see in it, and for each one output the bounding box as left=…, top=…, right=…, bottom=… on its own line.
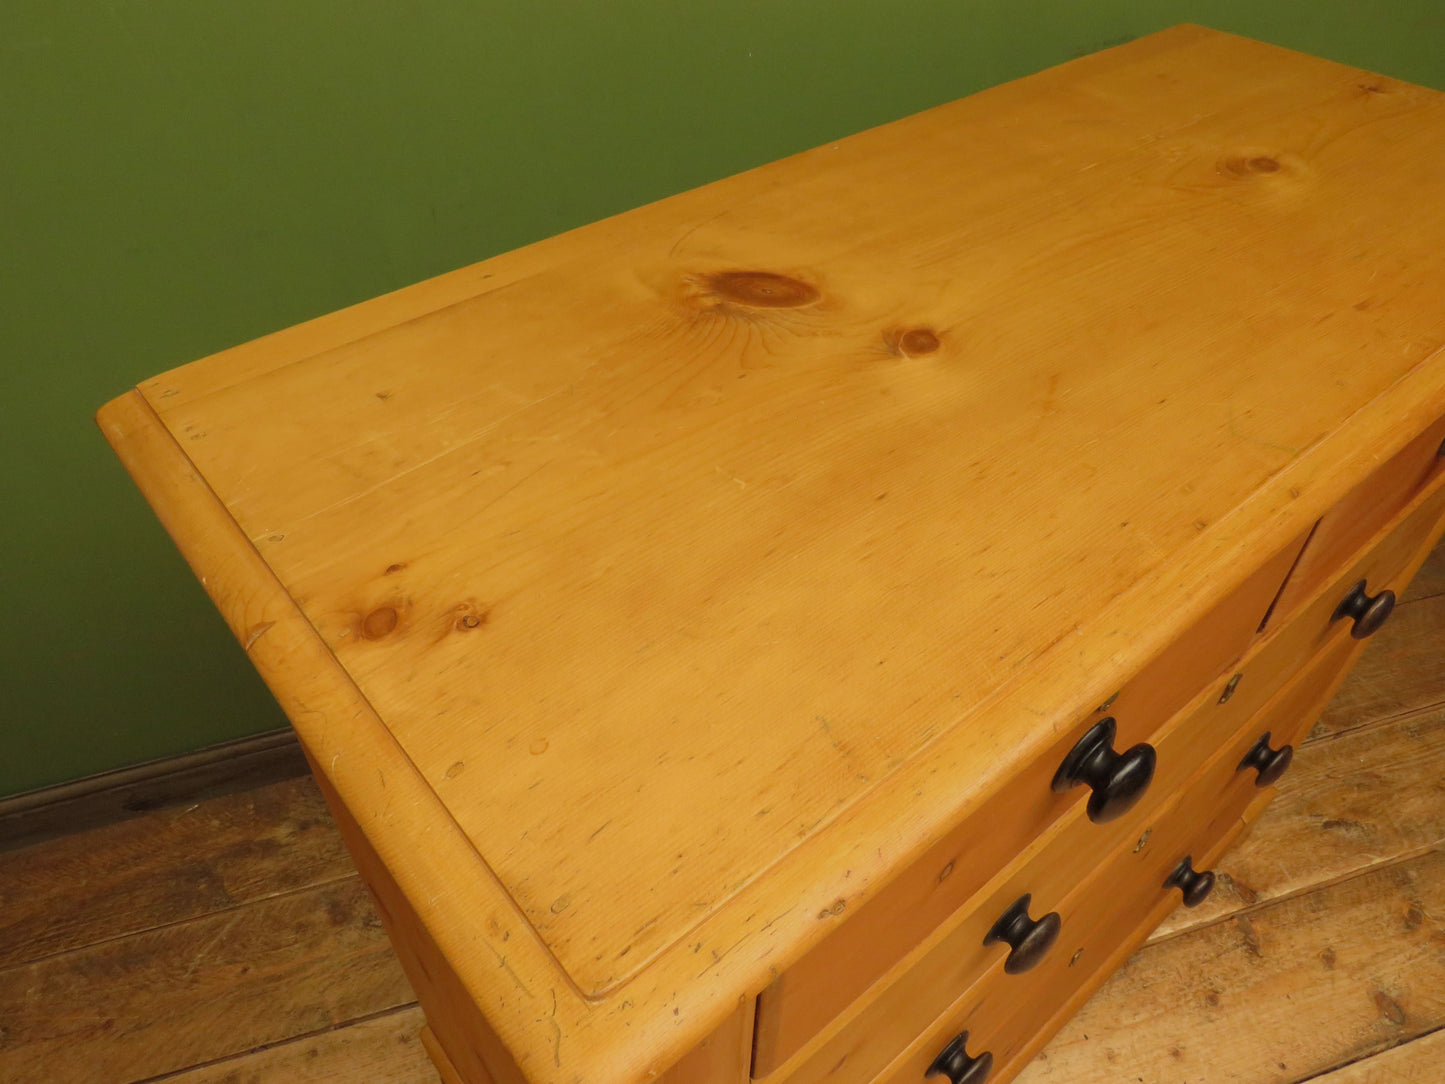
left=1164, top=856, right=1216, bottom=907
left=984, top=893, right=1062, bottom=974
left=1238, top=731, right=1293, bottom=786
left=927, top=1031, right=994, bottom=1084
left=1052, top=718, right=1156, bottom=823
left=1333, top=579, right=1395, bottom=639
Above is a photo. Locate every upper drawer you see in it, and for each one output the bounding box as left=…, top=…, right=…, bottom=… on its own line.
left=750, top=535, right=1303, bottom=1076
left=1269, top=409, right=1445, bottom=625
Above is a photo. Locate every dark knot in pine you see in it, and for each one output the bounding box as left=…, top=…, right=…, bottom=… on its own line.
left=1219, top=153, right=1283, bottom=177
left=886, top=326, right=942, bottom=357
left=705, top=270, right=820, bottom=308
left=360, top=606, right=399, bottom=640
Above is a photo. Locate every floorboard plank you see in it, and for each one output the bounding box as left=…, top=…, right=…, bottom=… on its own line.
left=1018, top=847, right=1445, bottom=1084
left=1303, top=1025, right=1445, bottom=1082
left=155, top=1007, right=437, bottom=1084
left=1152, top=704, right=1445, bottom=939
left=0, top=776, right=351, bottom=970
left=0, top=730, right=308, bottom=853
left=1401, top=541, right=1445, bottom=603
left=1312, top=594, right=1445, bottom=739
left=0, top=878, right=412, bottom=1084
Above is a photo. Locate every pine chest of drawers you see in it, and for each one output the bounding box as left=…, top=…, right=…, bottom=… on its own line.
left=98, top=24, right=1445, bottom=1084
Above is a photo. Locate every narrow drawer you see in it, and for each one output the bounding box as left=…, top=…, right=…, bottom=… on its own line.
left=1217, top=468, right=1445, bottom=733
left=1270, top=409, right=1445, bottom=625
left=750, top=536, right=1302, bottom=1075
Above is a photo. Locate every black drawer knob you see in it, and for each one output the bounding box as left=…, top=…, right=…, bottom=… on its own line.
left=1052, top=718, right=1157, bottom=823
left=984, top=893, right=1062, bottom=974
left=1238, top=731, right=1293, bottom=786
left=927, top=1030, right=993, bottom=1084
left=1164, top=856, right=1216, bottom=907
left=1333, top=580, right=1395, bottom=639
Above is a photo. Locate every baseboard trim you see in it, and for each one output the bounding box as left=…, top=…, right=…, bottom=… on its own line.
left=0, top=729, right=308, bottom=851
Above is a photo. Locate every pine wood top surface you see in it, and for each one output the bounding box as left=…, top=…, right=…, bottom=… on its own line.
left=101, top=24, right=1445, bottom=1080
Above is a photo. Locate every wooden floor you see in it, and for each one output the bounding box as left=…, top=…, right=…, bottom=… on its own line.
left=2, top=546, right=1443, bottom=1084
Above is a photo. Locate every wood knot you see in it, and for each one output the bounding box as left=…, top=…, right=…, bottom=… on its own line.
left=1219, top=154, right=1284, bottom=178
left=453, top=601, right=490, bottom=631
left=1372, top=989, right=1407, bottom=1026
left=705, top=270, right=819, bottom=308
left=360, top=606, right=399, bottom=640
left=897, top=328, right=941, bottom=356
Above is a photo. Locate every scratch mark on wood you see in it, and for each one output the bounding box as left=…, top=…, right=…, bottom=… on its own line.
left=242, top=621, right=275, bottom=651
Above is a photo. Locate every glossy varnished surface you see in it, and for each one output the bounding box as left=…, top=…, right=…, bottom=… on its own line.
left=123, top=27, right=1445, bottom=996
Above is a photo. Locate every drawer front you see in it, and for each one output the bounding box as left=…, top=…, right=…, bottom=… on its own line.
left=900, top=632, right=1371, bottom=1084
left=879, top=782, right=1258, bottom=1084
left=765, top=658, right=1327, bottom=1084
left=1271, top=409, right=1445, bottom=624
left=778, top=721, right=1266, bottom=1084
left=750, top=537, right=1303, bottom=1075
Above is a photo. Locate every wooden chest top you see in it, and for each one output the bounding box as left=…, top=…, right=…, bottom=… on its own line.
left=102, top=24, right=1445, bottom=1081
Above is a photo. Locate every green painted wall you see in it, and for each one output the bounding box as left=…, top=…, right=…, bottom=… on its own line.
left=4, top=2, right=1443, bottom=797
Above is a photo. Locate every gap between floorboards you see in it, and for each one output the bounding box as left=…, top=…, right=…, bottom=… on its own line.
left=129, top=1001, right=423, bottom=1084
left=0, top=870, right=364, bottom=980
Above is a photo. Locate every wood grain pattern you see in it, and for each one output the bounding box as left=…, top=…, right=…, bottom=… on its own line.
left=166, top=1008, right=438, bottom=1084
left=0, top=879, right=412, bottom=1083
left=1017, top=847, right=1445, bottom=1084
left=424, top=1024, right=477, bottom=1084
left=127, top=26, right=1445, bottom=998
left=0, top=775, right=350, bottom=969
left=1308, top=1026, right=1445, bottom=1082
left=94, top=25, right=1445, bottom=1084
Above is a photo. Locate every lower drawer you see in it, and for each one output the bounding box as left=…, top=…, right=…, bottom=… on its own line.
left=877, top=791, right=1259, bottom=1084
left=768, top=718, right=1259, bottom=1083
left=767, top=619, right=1366, bottom=1084
left=902, top=629, right=1371, bottom=1084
